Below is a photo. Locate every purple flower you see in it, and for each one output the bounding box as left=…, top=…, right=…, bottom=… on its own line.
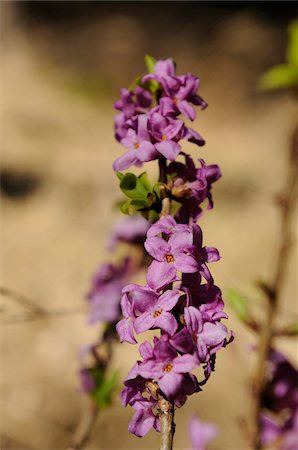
left=260, top=350, right=298, bottom=449
left=149, top=112, right=184, bottom=161
left=185, top=306, right=228, bottom=362
left=79, top=368, right=96, bottom=394
left=128, top=395, right=160, bottom=437
left=188, top=416, right=218, bottom=450
left=116, top=288, right=138, bottom=344
left=134, top=289, right=181, bottom=335
left=113, top=114, right=158, bottom=171
left=87, top=258, right=130, bottom=324
left=114, top=87, right=152, bottom=142
left=143, top=58, right=207, bottom=121
left=168, top=154, right=221, bottom=222
left=261, top=411, right=298, bottom=449
left=144, top=217, right=220, bottom=286
left=260, top=414, right=281, bottom=446
left=118, top=284, right=180, bottom=338
left=145, top=230, right=198, bottom=280
left=263, top=350, right=298, bottom=413
left=146, top=215, right=188, bottom=239
left=138, top=339, right=198, bottom=399
left=107, top=216, right=150, bottom=250
left=120, top=363, right=148, bottom=407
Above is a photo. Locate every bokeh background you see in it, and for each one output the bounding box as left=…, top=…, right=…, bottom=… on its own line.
left=1, top=2, right=297, bottom=449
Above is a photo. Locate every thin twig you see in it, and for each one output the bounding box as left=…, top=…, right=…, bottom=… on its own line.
left=158, top=396, right=175, bottom=450
left=0, top=286, right=85, bottom=325
left=250, top=122, right=298, bottom=449
left=67, top=401, right=98, bottom=450
left=157, top=156, right=176, bottom=450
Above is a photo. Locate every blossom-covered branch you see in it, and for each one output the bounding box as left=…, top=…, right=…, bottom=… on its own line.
left=113, top=56, right=233, bottom=448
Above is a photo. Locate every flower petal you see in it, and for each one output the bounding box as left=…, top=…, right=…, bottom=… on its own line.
left=155, top=312, right=178, bottom=335
left=112, top=149, right=138, bottom=171
left=134, top=312, right=156, bottom=334
left=172, top=354, right=199, bottom=373
left=146, top=261, right=178, bottom=290
left=155, top=140, right=181, bottom=161
left=116, top=317, right=137, bottom=344
left=158, top=372, right=183, bottom=399
left=175, top=254, right=198, bottom=273
left=158, top=290, right=181, bottom=311
left=144, top=236, right=170, bottom=261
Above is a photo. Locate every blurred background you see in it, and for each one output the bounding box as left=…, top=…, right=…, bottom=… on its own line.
left=1, top=1, right=297, bottom=449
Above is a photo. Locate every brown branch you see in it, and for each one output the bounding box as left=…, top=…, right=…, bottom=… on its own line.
left=158, top=396, right=175, bottom=450
left=250, top=122, right=298, bottom=449
left=0, top=286, right=85, bottom=325
left=67, top=401, right=98, bottom=450
left=156, top=157, right=176, bottom=449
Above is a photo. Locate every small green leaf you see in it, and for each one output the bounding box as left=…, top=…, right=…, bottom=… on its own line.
left=117, top=171, right=152, bottom=201
left=226, top=289, right=250, bottom=322
left=286, top=20, right=298, bottom=66
left=92, top=370, right=119, bottom=410
left=226, top=289, right=259, bottom=333
left=259, top=20, right=298, bottom=91
left=120, top=200, right=131, bottom=214
left=259, top=64, right=298, bottom=90
left=145, top=54, right=157, bottom=73
left=116, top=171, right=124, bottom=181
left=138, top=172, right=152, bottom=192
left=120, top=173, right=137, bottom=191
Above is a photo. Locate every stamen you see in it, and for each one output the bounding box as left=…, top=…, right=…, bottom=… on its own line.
left=161, top=135, right=167, bottom=141
left=163, top=363, right=173, bottom=372
left=165, top=254, right=175, bottom=263
left=153, top=309, right=162, bottom=318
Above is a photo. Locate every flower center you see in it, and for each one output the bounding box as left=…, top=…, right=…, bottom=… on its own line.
left=165, top=254, right=175, bottom=263
left=173, top=96, right=179, bottom=104
left=163, top=363, right=173, bottom=372
left=161, top=135, right=167, bottom=141
left=152, top=309, right=162, bottom=318
left=134, top=143, right=140, bottom=149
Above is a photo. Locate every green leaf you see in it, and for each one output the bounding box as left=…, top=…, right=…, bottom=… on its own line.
left=92, top=370, right=119, bottom=410
left=286, top=20, right=298, bottom=66
left=138, top=172, right=152, bottom=192
left=226, top=290, right=249, bottom=320
left=116, top=171, right=124, bottom=181
left=225, top=289, right=259, bottom=331
left=118, top=173, right=146, bottom=200
left=259, top=64, right=298, bottom=90
left=259, top=20, right=298, bottom=91
left=144, top=54, right=157, bottom=73
left=120, top=200, right=131, bottom=214
left=116, top=172, right=163, bottom=217
left=120, top=199, right=149, bottom=215
left=117, top=171, right=152, bottom=201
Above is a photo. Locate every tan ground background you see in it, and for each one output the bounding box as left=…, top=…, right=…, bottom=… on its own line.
left=1, top=2, right=297, bottom=449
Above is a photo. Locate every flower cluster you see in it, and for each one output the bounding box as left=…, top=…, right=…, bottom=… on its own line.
left=79, top=216, right=149, bottom=396
left=261, top=350, right=298, bottom=449
left=113, top=59, right=206, bottom=171
left=167, top=153, right=221, bottom=223
left=116, top=217, right=233, bottom=436
left=113, top=57, right=232, bottom=438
